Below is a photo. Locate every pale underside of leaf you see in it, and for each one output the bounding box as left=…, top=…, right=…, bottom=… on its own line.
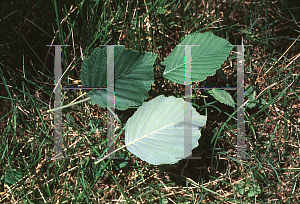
left=125, top=95, right=207, bottom=165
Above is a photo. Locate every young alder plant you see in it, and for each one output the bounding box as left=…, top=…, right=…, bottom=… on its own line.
left=50, top=32, right=257, bottom=165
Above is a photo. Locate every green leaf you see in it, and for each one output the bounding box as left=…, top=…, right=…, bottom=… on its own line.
left=5, top=169, right=22, bottom=186
left=235, top=181, right=246, bottom=195
left=163, top=32, right=233, bottom=84
left=157, top=7, right=167, bottom=14
left=247, top=184, right=261, bottom=197
left=207, top=89, right=235, bottom=107
left=112, top=153, right=130, bottom=171
left=216, top=68, right=228, bottom=80
left=125, top=95, right=207, bottom=165
left=234, top=180, right=261, bottom=198
left=81, top=46, right=157, bottom=110
left=245, top=85, right=266, bottom=109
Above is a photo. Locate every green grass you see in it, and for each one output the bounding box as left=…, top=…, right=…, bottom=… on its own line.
left=0, top=0, right=299, bottom=203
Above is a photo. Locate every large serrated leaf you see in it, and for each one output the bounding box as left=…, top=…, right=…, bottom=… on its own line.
left=81, top=46, right=157, bottom=110
left=163, top=32, right=233, bottom=84
left=125, top=95, right=207, bottom=165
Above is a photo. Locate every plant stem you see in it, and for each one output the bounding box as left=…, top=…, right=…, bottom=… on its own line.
left=46, top=97, right=92, bottom=113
